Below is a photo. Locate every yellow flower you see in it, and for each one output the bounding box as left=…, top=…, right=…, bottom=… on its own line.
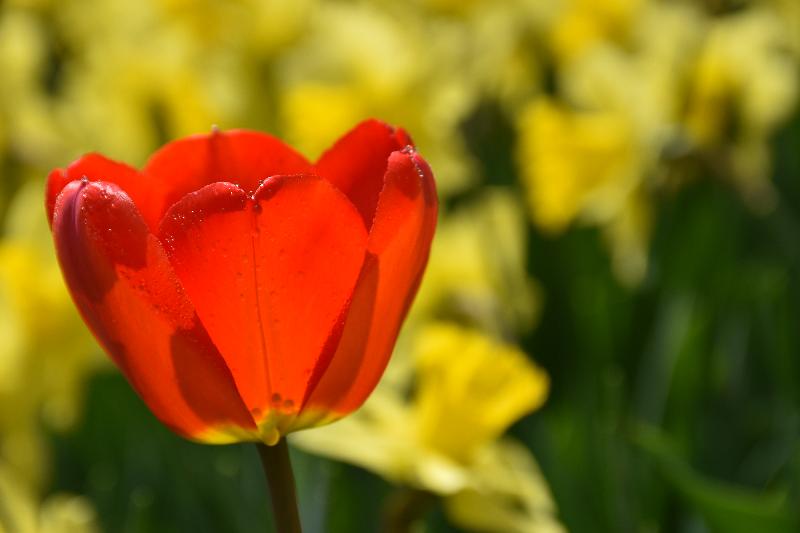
left=412, top=189, right=540, bottom=336
left=544, top=0, right=643, bottom=62
left=684, top=7, right=798, bottom=209
left=445, top=439, right=566, bottom=533
left=407, top=0, right=542, bottom=105
left=29, top=0, right=251, bottom=164
left=281, top=83, right=367, bottom=160
left=686, top=8, right=798, bottom=148
left=421, top=0, right=480, bottom=15
left=279, top=1, right=477, bottom=194
left=0, top=461, right=98, bottom=533
left=516, top=91, right=661, bottom=285
left=292, top=323, right=561, bottom=532
left=0, top=8, right=65, bottom=166
left=771, top=0, right=800, bottom=55
left=0, top=182, right=100, bottom=487
left=517, top=97, right=643, bottom=234
left=56, top=32, right=238, bottom=164
left=154, top=0, right=313, bottom=55
left=457, top=0, right=542, bottom=106
left=414, top=324, right=549, bottom=463
left=518, top=0, right=797, bottom=284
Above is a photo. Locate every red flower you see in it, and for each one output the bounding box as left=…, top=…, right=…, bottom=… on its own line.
left=46, top=120, right=437, bottom=444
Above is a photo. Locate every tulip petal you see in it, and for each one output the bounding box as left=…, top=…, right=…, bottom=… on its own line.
left=144, top=129, right=312, bottom=229
left=52, top=180, right=256, bottom=442
left=158, top=182, right=268, bottom=419
left=159, top=175, right=368, bottom=431
left=315, top=119, right=413, bottom=229
left=46, top=154, right=142, bottom=227
left=304, top=148, right=437, bottom=417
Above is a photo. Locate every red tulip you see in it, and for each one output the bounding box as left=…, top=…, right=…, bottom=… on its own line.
left=46, top=120, right=437, bottom=445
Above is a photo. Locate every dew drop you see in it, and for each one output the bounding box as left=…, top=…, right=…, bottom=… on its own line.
left=282, top=399, right=294, bottom=411
left=250, top=407, right=262, bottom=418
left=271, top=393, right=281, bottom=405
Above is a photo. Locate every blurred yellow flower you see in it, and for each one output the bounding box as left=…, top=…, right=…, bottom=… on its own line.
left=0, top=462, right=98, bottom=533
left=445, top=439, right=565, bottom=533
left=517, top=97, right=642, bottom=234
left=517, top=93, right=659, bottom=284
left=684, top=7, right=798, bottom=209
left=279, top=1, right=477, bottom=194
left=412, top=189, right=540, bottom=336
left=0, top=182, right=99, bottom=487
left=771, top=0, right=800, bottom=54
left=292, top=323, right=561, bottom=532
left=544, top=0, right=643, bottom=62
left=0, top=8, right=65, bottom=166
left=281, top=83, right=367, bottom=160
left=155, top=0, right=312, bottom=56
left=414, top=0, right=543, bottom=106
left=687, top=9, right=797, bottom=146
left=55, top=31, right=238, bottom=164
left=414, top=324, right=549, bottom=463
left=516, top=0, right=799, bottom=285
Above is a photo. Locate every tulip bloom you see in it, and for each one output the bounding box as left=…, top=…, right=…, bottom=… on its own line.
left=46, top=120, right=437, bottom=446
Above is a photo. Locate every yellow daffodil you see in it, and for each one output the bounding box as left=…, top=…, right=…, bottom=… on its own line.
left=414, top=324, right=549, bottom=463
left=445, top=439, right=566, bottom=533
left=55, top=31, right=238, bottom=164
left=292, top=323, right=562, bottom=532
left=685, top=7, right=798, bottom=209
left=517, top=97, right=643, bottom=234
left=542, top=0, right=643, bottom=63
left=0, top=8, right=65, bottom=166
left=0, top=183, right=99, bottom=487
left=279, top=1, right=477, bottom=194
left=412, top=189, right=540, bottom=336
left=154, top=0, right=313, bottom=56
left=0, top=461, right=98, bottom=533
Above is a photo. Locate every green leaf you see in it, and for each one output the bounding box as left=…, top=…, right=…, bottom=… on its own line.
left=634, top=425, right=799, bottom=533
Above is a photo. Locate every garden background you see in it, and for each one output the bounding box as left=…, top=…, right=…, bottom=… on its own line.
left=0, top=0, right=799, bottom=532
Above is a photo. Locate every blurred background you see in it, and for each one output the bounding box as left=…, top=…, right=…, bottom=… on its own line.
left=0, top=0, right=799, bottom=531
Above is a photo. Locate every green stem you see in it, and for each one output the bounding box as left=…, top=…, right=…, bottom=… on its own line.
left=256, top=439, right=302, bottom=533
left=383, top=488, right=436, bottom=533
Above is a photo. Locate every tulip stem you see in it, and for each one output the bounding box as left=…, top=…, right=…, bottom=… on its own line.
left=256, top=439, right=302, bottom=533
